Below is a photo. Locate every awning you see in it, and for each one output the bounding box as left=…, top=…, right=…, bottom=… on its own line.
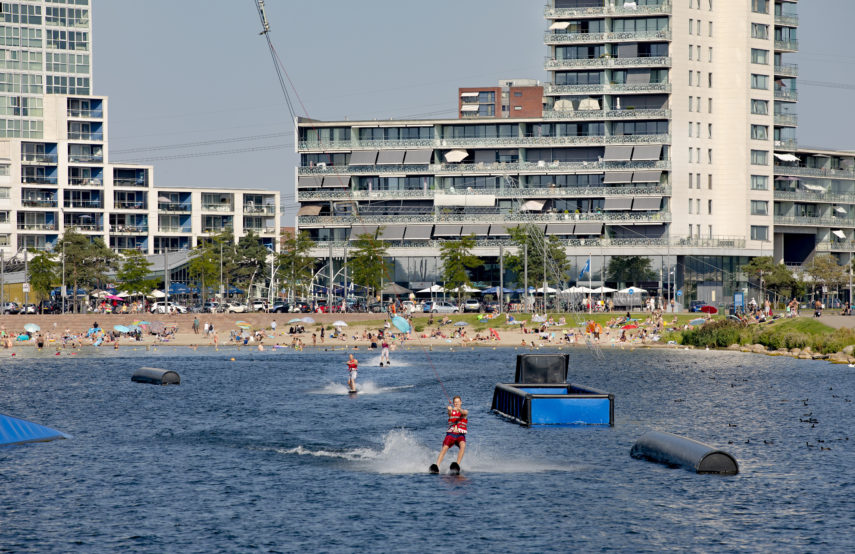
left=835, top=206, right=847, bottom=214
left=802, top=183, right=826, bottom=192
left=350, top=150, right=378, bottom=165
left=322, top=176, right=350, bottom=188
left=546, top=223, right=575, bottom=235
left=631, top=144, right=662, bottom=161
left=404, top=150, right=433, bottom=165
left=604, top=197, right=633, bottom=211
left=460, top=105, right=480, bottom=112
left=632, top=197, right=662, bottom=211
left=378, top=225, right=406, bottom=240
left=404, top=225, right=433, bottom=240
left=461, top=224, right=489, bottom=236
left=444, top=149, right=469, bottom=163
left=297, top=175, right=323, bottom=188
left=603, top=145, right=633, bottom=161
left=489, top=224, right=509, bottom=236
left=603, top=171, right=634, bottom=184
left=549, top=21, right=571, bottom=30
left=574, top=222, right=604, bottom=235
left=297, top=204, right=322, bottom=216
left=376, top=150, right=406, bottom=165
left=460, top=92, right=479, bottom=98
left=521, top=199, right=546, bottom=212
left=833, top=229, right=846, bottom=239
left=774, top=153, right=800, bottom=162
left=632, top=170, right=662, bottom=183
left=434, top=194, right=495, bottom=207
left=349, top=225, right=378, bottom=239
left=433, top=224, right=462, bottom=237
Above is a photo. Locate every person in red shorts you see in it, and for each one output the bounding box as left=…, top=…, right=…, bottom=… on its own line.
left=346, top=353, right=358, bottom=392
left=435, top=395, right=468, bottom=469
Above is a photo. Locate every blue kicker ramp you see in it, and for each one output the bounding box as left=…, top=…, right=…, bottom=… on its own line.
left=0, top=413, right=70, bottom=447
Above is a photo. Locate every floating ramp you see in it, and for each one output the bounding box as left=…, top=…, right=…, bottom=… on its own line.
left=0, top=413, right=70, bottom=447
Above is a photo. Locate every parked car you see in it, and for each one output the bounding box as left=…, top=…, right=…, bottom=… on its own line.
left=271, top=302, right=291, bottom=313
left=367, top=302, right=386, bottom=313
left=690, top=300, right=714, bottom=313
left=20, top=303, right=37, bottom=314
left=250, top=299, right=268, bottom=312
left=1, top=302, right=20, bottom=314
left=224, top=302, right=247, bottom=313
left=483, top=301, right=500, bottom=313
left=293, top=301, right=312, bottom=313
left=425, top=301, right=459, bottom=314
left=462, top=299, right=482, bottom=313
left=203, top=301, right=223, bottom=313
left=150, top=301, right=187, bottom=314
left=38, top=300, right=62, bottom=314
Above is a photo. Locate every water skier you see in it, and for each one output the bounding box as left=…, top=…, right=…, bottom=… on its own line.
left=380, top=338, right=390, bottom=366
left=346, top=353, right=358, bottom=392
left=431, top=395, right=467, bottom=474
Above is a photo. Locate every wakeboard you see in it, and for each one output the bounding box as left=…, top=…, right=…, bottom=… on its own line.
left=348, top=389, right=358, bottom=395
left=429, top=464, right=439, bottom=474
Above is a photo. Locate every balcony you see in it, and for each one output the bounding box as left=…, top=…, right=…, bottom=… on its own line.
left=775, top=14, right=799, bottom=27
left=816, top=241, right=855, bottom=253
left=544, top=82, right=671, bottom=95
left=64, top=200, right=103, bottom=209
left=774, top=88, right=798, bottom=102
left=774, top=166, right=855, bottom=179
left=67, top=108, right=103, bottom=119
left=544, top=30, right=672, bottom=44
left=443, top=133, right=671, bottom=148
left=298, top=211, right=671, bottom=227
left=68, top=132, right=104, bottom=141
left=773, top=189, right=855, bottom=203
left=244, top=226, right=277, bottom=235
left=113, top=177, right=148, bottom=187
left=774, top=215, right=855, bottom=227
left=202, top=226, right=233, bottom=234
left=774, top=113, right=798, bottom=126
left=544, top=2, right=671, bottom=18
left=22, top=176, right=58, bottom=185
left=21, top=199, right=58, bottom=208
left=545, top=56, right=671, bottom=70
left=69, top=154, right=103, bottom=164
left=110, top=225, right=149, bottom=234
left=543, top=108, right=671, bottom=120
left=21, top=154, right=58, bottom=164
left=17, top=223, right=57, bottom=231
left=114, top=201, right=148, bottom=210
left=202, top=204, right=234, bottom=212
left=243, top=204, right=277, bottom=215
left=774, top=139, right=798, bottom=150
left=158, top=202, right=192, bottom=213
left=774, top=39, right=799, bottom=52
left=774, top=63, right=799, bottom=78
left=298, top=159, right=670, bottom=177
left=66, top=224, right=103, bottom=232
left=298, top=184, right=672, bottom=202
left=158, top=225, right=193, bottom=233
left=68, top=177, right=103, bottom=187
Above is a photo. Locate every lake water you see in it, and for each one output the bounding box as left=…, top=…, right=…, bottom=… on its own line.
left=1, top=345, right=854, bottom=552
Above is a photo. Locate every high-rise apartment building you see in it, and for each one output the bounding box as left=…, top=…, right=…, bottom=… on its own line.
left=0, top=1, right=280, bottom=260
left=295, top=0, right=823, bottom=303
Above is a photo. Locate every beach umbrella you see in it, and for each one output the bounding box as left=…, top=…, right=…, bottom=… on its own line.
left=288, top=318, right=303, bottom=323
left=105, top=294, right=125, bottom=301
left=332, top=320, right=348, bottom=327
left=536, top=286, right=557, bottom=294
left=417, top=285, right=444, bottom=293
left=133, top=320, right=150, bottom=326
left=689, top=318, right=706, bottom=326
left=454, top=321, right=469, bottom=326
left=391, top=316, right=410, bottom=333
left=24, top=323, right=40, bottom=333
left=699, top=305, right=718, bottom=314
left=380, top=283, right=412, bottom=295
left=592, top=286, right=617, bottom=294
left=301, top=317, right=315, bottom=324
left=113, top=325, right=130, bottom=333
left=236, top=322, right=252, bottom=329
left=150, top=290, right=166, bottom=298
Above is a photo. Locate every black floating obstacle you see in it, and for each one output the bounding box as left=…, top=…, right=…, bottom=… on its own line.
left=514, top=354, right=569, bottom=384
left=132, top=367, right=180, bottom=386
left=630, top=431, right=738, bottom=475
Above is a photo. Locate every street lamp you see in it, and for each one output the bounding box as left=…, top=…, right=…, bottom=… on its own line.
left=61, top=241, right=67, bottom=314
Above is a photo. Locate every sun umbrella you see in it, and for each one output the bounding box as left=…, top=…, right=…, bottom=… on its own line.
left=288, top=318, right=303, bottom=323
left=105, top=294, right=125, bottom=301
left=332, top=320, right=348, bottom=327
left=689, top=318, right=706, bottom=326
left=699, top=305, right=718, bottom=314
left=236, top=321, right=251, bottom=328
left=454, top=321, right=469, bottom=326
left=417, top=285, right=445, bottom=293
left=391, top=316, right=410, bottom=333
left=113, top=324, right=130, bottom=333
left=301, top=317, right=315, bottom=324
left=133, top=320, right=150, bottom=326
left=24, top=323, right=40, bottom=333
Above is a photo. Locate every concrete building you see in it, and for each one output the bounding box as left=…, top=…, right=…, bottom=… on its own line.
left=0, top=1, right=280, bottom=262
left=295, top=0, right=811, bottom=304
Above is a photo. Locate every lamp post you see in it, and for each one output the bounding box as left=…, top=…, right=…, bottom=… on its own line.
left=61, top=241, right=66, bottom=314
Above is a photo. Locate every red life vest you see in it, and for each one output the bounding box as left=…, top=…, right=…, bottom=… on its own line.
left=347, top=359, right=357, bottom=372
left=447, top=409, right=468, bottom=434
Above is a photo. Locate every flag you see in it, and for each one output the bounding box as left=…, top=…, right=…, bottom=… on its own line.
left=579, top=258, right=590, bottom=280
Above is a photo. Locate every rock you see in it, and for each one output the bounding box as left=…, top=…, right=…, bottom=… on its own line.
left=798, top=353, right=813, bottom=360
left=790, top=348, right=801, bottom=356
left=803, top=346, right=813, bottom=354
left=828, top=352, right=848, bottom=363
left=812, top=353, right=827, bottom=360
left=751, top=344, right=766, bottom=353
left=727, top=344, right=741, bottom=351
left=843, top=345, right=855, bottom=355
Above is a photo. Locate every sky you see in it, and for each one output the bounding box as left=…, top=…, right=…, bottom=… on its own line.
left=91, top=0, right=855, bottom=226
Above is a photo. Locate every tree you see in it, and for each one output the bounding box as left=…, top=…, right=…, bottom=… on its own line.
left=27, top=249, right=58, bottom=309
left=193, top=230, right=236, bottom=299
left=188, top=243, right=220, bottom=304
left=440, top=235, right=483, bottom=305
left=805, top=254, right=847, bottom=303
left=741, top=256, right=775, bottom=290
left=60, top=229, right=117, bottom=312
left=117, top=250, right=156, bottom=295
left=278, top=230, right=315, bottom=300
left=505, top=225, right=570, bottom=287
left=232, top=231, right=269, bottom=298
left=349, top=232, right=389, bottom=299
left=606, top=256, right=656, bottom=287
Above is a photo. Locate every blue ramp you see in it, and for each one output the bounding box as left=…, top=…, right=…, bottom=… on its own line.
left=0, top=413, right=69, bottom=446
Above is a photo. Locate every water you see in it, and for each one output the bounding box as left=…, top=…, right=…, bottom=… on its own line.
left=1, top=345, right=854, bottom=552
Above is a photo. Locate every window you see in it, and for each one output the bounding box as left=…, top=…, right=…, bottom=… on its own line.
left=751, top=23, right=769, bottom=40
left=707, top=149, right=712, bottom=163
left=0, top=211, right=7, bottom=224
left=697, top=71, right=701, bottom=86
left=751, top=49, right=769, bottom=65
left=688, top=173, right=693, bottom=189
left=709, top=21, right=713, bottom=36
left=752, top=0, right=768, bottom=14
left=688, top=147, right=693, bottom=163
left=751, top=74, right=769, bottom=90
left=751, top=150, right=768, bottom=165
left=708, top=72, right=713, bottom=87
left=708, top=174, right=713, bottom=189
left=688, top=198, right=693, bottom=214
left=513, top=91, right=522, bottom=97
left=696, top=173, right=701, bottom=189
left=0, top=163, right=8, bottom=176
left=688, top=122, right=693, bottom=137
left=708, top=123, right=713, bottom=138
left=751, top=125, right=769, bottom=140
left=708, top=97, right=712, bottom=113
left=0, top=187, right=9, bottom=199
left=708, top=47, right=713, bottom=62
left=689, top=96, right=693, bottom=111
left=696, top=199, right=701, bottom=214
left=688, top=70, right=693, bottom=86
left=697, top=147, right=701, bottom=162
left=689, top=45, right=693, bottom=60
left=751, top=200, right=769, bottom=215
left=751, top=225, right=769, bottom=241
left=751, top=99, right=769, bottom=115
left=688, top=19, right=693, bottom=35
left=751, top=175, right=769, bottom=190
left=708, top=199, right=713, bottom=214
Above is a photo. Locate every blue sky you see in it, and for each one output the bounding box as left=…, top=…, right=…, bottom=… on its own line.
left=92, top=0, right=855, bottom=225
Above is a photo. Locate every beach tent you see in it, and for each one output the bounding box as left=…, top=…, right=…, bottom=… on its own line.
left=381, top=283, right=412, bottom=295
left=481, top=286, right=514, bottom=295
left=0, top=413, right=69, bottom=447
left=417, top=285, right=445, bottom=293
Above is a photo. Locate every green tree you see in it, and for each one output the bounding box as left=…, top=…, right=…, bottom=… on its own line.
left=232, top=231, right=269, bottom=298
left=27, top=249, right=58, bottom=309
left=805, top=254, right=847, bottom=302
left=606, top=256, right=656, bottom=287
left=440, top=235, right=483, bottom=305
left=505, top=225, right=570, bottom=287
left=278, top=230, right=315, bottom=300
left=188, top=243, right=220, bottom=304
left=349, top=232, right=389, bottom=298
left=60, top=229, right=117, bottom=312
left=117, top=250, right=156, bottom=295
left=741, top=256, right=776, bottom=290
left=195, top=230, right=236, bottom=298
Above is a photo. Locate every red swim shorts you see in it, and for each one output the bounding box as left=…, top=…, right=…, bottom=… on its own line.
left=443, top=433, right=466, bottom=448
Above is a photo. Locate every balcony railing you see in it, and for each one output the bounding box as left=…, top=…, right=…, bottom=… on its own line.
left=68, top=178, right=103, bottom=187
left=774, top=113, right=798, bottom=126
left=68, top=132, right=103, bottom=141
left=816, top=241, right=855, bottom=253
left=158, top=202, right=192, bottom=212
left=774, top=39, right=799, bottom=52
left=543, top=108, right=671, bottom=120
left=244, top=226, right=277, bottom=234
left=22, top=176, right=58, bottom=185
left=544, top=2, right=671, bottom=18
left=67, top=108, right=103, bottom=119
left=774, top=139, right=798, bottom=150
left=243, top=204, right=277, bottom=215
left=202, top=204, right=234, bottom=212
left=299, top=211, right=672, bottom=226
left=544, top=82, right=671, bottom=95
left=21, top=199, right=58, bottom=208
left=21, top=155, right=58, bottom=164
left=64, top=201, right=103, bottom=209
left=298, top=184, right=671, bottom=202
left=773, top=189, right=855, bottom=204
left=113, top=178, right=148, bottom=187
left=774, top=14, right=799, bottom=27
left=202, top=226, right=233, bottom=233
left=66, top=224, right=103, bottom=232
left=774, top=165, right=855, bottom=179
left=544, top=30, right=672, bottom=44
left=114, top=201, right=148, bottom=210
left=158, top=226, right=193, bottom=233
left=69, top=155, right=103, bottom=164
left=17, top=223, right=57, bottom=231
left=110, top=225, right=149, bottom=234
left=545, top=56, right=671, bottom=70
left=774, top=89, right=798, bottom=101
left=774, top=215, right=855, bottom=227
left=774, top=63, right=799, bottom=77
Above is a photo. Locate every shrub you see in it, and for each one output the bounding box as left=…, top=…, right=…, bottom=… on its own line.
left=681, top=319, right=744, bottom=347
